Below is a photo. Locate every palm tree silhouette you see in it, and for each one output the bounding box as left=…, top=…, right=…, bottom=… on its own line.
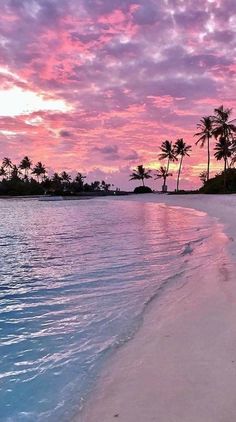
left=32, top=162, right=46, bottom=183
left=159, top=140, right=177, bottom=191
left=10, top=165, right=22, bottom=180
left=0, top=166, right=7, bottom=179
left=2, top=157, right=13, bottom=179
left=19, top=156, right=32, bottom=179
left=74, top=172, right=86, bottom=192
left=214, top=138, right=232, bottom=191
left=174, top=139, right=192, bottom=192
left=51, top=173, right=62, bottom=191
left=155, top=166, right=172, bottom=192
left=212, top=106, right=236, bottom=142
left=129, top=165, right=152, bottom=187
left=194, top=116, right=212, bottom=181
left=60, top=171, right=71, bottom=183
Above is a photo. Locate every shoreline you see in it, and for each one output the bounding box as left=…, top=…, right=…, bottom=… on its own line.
left=80, top=194, right=236, bottom=422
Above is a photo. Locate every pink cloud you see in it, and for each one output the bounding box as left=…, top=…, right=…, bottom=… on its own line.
left=0, top=0, right=235, bottom=189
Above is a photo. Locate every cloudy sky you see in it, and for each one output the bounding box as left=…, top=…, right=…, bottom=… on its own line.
left=0, top=0, right=235, bottom=189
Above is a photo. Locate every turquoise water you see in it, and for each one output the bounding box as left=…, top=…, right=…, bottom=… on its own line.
left=0, top=198, right=217, bottom=421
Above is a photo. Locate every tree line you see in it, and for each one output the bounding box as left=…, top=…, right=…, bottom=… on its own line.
left=130, top=105, right=236, bottom=192
left=0, top=157, right=113, bottom=196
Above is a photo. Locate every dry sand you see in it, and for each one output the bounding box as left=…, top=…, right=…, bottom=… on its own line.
left=81, top=194, right=236, bottom=422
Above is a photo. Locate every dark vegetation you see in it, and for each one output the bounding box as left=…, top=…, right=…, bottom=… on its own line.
left=134, top=186, right=152, bottom=194
left=0, top=157, right=122, bottom=196
left=130, top=105, right=236, bottom=194
left=199, top=168, right=236, bottom=194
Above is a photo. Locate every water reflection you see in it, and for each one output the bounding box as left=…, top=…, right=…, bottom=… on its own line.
left=0, top=198, right=218, bottom=421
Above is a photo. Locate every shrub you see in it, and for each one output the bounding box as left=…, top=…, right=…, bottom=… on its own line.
left=134, top=186, right=152, bottom=194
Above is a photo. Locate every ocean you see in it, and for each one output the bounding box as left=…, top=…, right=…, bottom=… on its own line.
left=0, top=197, right=224, bottom=421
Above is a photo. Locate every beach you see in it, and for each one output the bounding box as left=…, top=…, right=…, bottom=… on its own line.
left=81, top=194, right=236, bottom=422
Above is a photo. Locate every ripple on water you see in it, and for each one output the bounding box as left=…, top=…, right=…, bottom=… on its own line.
left=0, top=198, right=219, bottom=421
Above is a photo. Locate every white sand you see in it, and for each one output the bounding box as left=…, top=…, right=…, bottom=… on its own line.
left=81, top=194, right=236, bottom=422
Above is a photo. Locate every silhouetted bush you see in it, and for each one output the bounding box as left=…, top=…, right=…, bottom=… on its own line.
left=134, top=186, right=152, bottom=194
left=199, top=168, right=236, bottom=194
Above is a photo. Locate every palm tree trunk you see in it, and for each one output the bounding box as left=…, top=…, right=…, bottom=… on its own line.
left=176, top=156, right=183, bottom=192
left=166, top=158, right=170, bottom=174
left=164, top=158, right=170, bottom=191
left=142, top=178, right=145, bottom=187
left=207, top=134, right=210, bottom=181
left=162, top=175, right=167, bottom=192
left=224, top=157, right=227, bottom=192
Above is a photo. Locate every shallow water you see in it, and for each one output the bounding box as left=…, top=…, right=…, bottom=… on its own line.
left=0, top=197, right=222, bottom=421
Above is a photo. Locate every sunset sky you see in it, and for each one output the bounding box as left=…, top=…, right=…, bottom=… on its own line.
left=0, top=0, right=235, bottom=190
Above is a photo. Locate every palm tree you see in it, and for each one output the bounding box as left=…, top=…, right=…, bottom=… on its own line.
left=0, top=166, right=7, bottom=180
left=2, top=157, right=13, bottom=179
left=129, top=165, right=152, bottom=187
left=214, top=138, right=232, bottom=191
left=155, top=166, right=172, bottom=192
left=174, top=139, right=192, bottom=192
left=75, top=172, right=86, bottom=184
left=212, top=105, right=236, bottom=142
left=32, top=162, right=46, bottom=183
left=60, top=171, right=71, bottom=183
left=91, top=180, right=101, bottom=191
left=52, top=172, right=62, bottom=183
left=159, top=140, right=177, bottom=191
left=74, top=172, right=86, bottom=191
left=19, top=156, right=32, bottom=179
left=51, top=172, right=62, bottom=191
left=194, top=116, right=213, bottom=181
left=10, top=165, right=22, bottom=180
left=101, top=180, right=111, bottom=192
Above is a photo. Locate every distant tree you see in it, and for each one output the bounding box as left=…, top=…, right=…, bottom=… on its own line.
left=2, top=157, right=13, bottom=179
left=199, top=170, right=208, bottom=186
left=19, top=156, right=32, bottom=179
left=101, top=180, right=111, bottom=192
left=0, top=166, right=7, bottom=180
left=129, top=165, right=152, bottom=187
left=91, top=180, right=101, bottom=191
left=32, top=162, right=46, bottom=183
left=174, top=139, right=192, bottom=192
left=74, top=172, right=86, bottom=191
left=60, top=171, right=71, bottom=183
left=51, top=173, right=62, bottom=192
left=52, top=172, right=62, bottom=184
left=155, top=166, right=172, bottom=192
left=194, top=116, right=213, bottom=181
left=10, top=165, right=22, bottom=180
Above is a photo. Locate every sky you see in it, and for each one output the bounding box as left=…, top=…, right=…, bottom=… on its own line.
left=0, top=0, right=235, bottom=190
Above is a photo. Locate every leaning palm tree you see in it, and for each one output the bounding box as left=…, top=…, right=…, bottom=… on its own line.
left=2, top=157, right=13, bottom=179
left=214, top=138, right=232, bottom=191
left=174, top=139, right=192, bottom=192
left=32, top=162, right=46, bottom=183
left=19, top=156, right=32, bottom=179
left=194, top=116, right=213, bottom=181
left=159, top=140, right=177, bottom=191
left=129, top=165, right=152, bottom=187
left=155, top=166, right=172, bottom=192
